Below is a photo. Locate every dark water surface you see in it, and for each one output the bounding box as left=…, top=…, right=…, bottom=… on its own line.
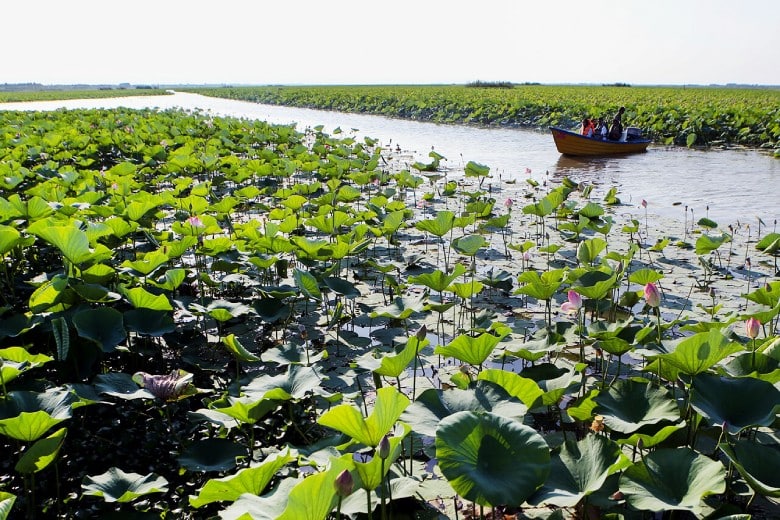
left=3, top=91, right=778, bottom=227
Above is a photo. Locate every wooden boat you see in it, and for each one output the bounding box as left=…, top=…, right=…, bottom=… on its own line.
left=550, top=126, right=651, bottom=156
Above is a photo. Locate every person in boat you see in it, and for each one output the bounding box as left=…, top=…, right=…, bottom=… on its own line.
left=581, top=118, right=596, bottom=137
left=595, top=117, right=609, bottom=140
left=607, top=106, right=625, bottom=140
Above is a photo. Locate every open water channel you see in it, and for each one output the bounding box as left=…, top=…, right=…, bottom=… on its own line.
left=3, top=91, right=779, bottom=228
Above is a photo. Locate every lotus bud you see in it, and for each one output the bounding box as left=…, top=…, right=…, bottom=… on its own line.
left=745, top=317, right=760, bottom=339
left=334, top=469, right=354, bottom=497
left=415, top=324, right=428, bottom=341
left=643, top=283, right=660, bottom=308
left=377, top=434, right=391, bottom=460
left=504, top=197, right=513, bottom=210
left=298, top=323, right=308, bottom=341
left=637, top=438, right=644, bottom=450
left=641, top=199, right=647, bottom=208
left=561, top=290, right=582, bottom=315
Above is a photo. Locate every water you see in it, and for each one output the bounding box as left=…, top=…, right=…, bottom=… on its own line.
left=3, top=91, right=778, bottom=227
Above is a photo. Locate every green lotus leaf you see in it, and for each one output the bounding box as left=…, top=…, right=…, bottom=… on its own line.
left=293, top=268, right=322, bottom=301
left=72, top=306, right=125, bottom=352
left=452, top=234, right=488, bottom=257
left=28, top=274, right=68, bottom=313
left=209, top=395, right=278, bottom=425
left=222, top=334, right=262, bottom=363
left=323, top=276, right=361, bottom=299
left=243, top=365, right=327, bottom=401
left=435, top=331, right=505, bottom=366
left=0, top=225, right=21, bottom=255
left=120, top=250, right=169, bottom=276
left=0, top=347, right=52, bottom=385
left=719, top=439, right=780, bottom=498
left=657, top=329, right=742, bottom=376
left=27, top=221, right=94, bottom=265
left=0, top=490, right=15, bottom=520
left=628, top=268, right=664, bottom=285
left=81, top=467, right=168, bottom=503
left=593, top=379, right=680, bottom=434
left=353, top=425, right=409, bottom=491
left=571, top=270, right=617, bottom=300
left=613, top=421, right=687, bottom=448
left=189, top=449, right=293, bottom=507
left=122, top=286, right=172, bottom=311
left=177, top=438, right=246, bottom=472
left=15, top=426, right=67, bottom=474
left=123, top=309, right=175, bottom=336
left=415, top=210, right=456, bottom=237
left=277, top=456, right=353, bottom=520
left=318, top=386, right=409, bottom=447
left=515, top=269, right=566, bottom=301
left=0, top=411, right=65, bottom=442
left=690, top=373, right=780, bottom=434
left=619, top=447, right=725, bottom=515
left=529, top=434, right=630, bottom=507
left=401, top=380, right=528, bottom=437
left=409, top=264, right=467, bottom=293
left=369, top=292, right=427, bottom=320
left=695, top=232, right=730, bottom=255
left=93, top=373, right=155, bottom=400
left=357, top=335, right=427, bottom=378
left=464, top=161, right=490, bottom=178
left=476, top=368, right=544, bottom=409
left=436, top=411, right=550, bottom=507
left=576, top=237, right=607, bottom=265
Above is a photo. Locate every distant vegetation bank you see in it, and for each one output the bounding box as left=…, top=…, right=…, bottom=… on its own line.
left=183, top=85, right=780, bottom=152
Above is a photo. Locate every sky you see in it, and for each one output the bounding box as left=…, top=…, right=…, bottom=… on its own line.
left=4, top=0, right=779, bottom=87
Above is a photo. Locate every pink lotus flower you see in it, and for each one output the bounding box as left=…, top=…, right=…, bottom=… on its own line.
left=525, top=167, right=532, bottom=174
left=504, top=197, right=513, bottom=209
left=187, top=215, right=204, bottom=227
left=641, top=199, right=648, bottom=208
left=745, top=317, right=761, bottom=339
left=561, top=290, right=582, bottom=314
left=644, top=283, right=660, bottom=308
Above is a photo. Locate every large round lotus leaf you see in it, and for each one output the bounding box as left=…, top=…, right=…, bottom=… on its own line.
left=400, top=381, right=528, bottom=437
left=436, top=411, right=550, bottom=507
left=72, top=307, right=125, bottom=352
left=528, top=434, right=630, bottom=508
left=177, top=438, right=245, bottom=472
left=690, top=373, right=780, bottom=435
left=593, top=379, right=680, bottom=434
left=619, top=447, right=725, bottom=515
left=719, top=439, right=780, bottom=498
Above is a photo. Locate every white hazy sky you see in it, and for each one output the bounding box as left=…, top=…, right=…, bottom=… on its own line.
left=4, top=0, right=779, bottom=86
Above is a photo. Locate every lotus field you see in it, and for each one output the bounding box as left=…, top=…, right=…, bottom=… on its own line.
left=1, top=107, right=780, bottom=519
left=185, top=84, right=780, bottom=153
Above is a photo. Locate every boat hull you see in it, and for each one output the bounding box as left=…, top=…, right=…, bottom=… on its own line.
left=550, top=127, right=651, bottom=156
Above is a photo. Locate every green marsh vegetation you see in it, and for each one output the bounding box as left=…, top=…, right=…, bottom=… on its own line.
left=0, top=106, right=779, bottom=519
left=185, top=84, right=780, bottom=154
left=0, top=88, right=170, bottom=103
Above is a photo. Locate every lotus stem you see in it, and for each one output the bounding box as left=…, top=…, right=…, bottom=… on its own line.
left=366, top=489, right=373, bottom=519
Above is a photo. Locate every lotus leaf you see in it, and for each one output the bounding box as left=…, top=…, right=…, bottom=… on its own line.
left=436, top=411, right=550, bottom=507
left=619, top=447, right=725, bottom=515
left=318, top=386, right=409, bottom=447
left=401, top=380, right=528, bottom=437
left=690, top=373, right=780, bottom=434
left=15, top=426, right=67, bottom=474
left=719, top=439, right=780, bottom=498
left=529, top=434, right=630, bottom=507
left=81, top=467, right=168, bottom=503
left=189, top=450, right=293, bottom=507
left=593, top=379, right=680, bottom=434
